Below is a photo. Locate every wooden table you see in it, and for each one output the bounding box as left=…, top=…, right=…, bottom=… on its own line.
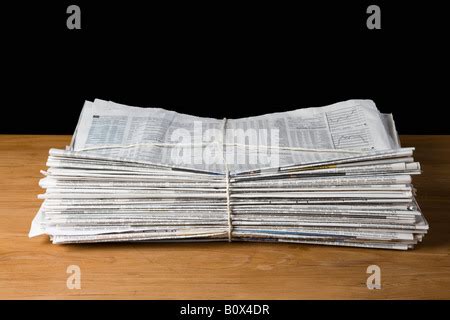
left=0, top=135, right=449, bottom=299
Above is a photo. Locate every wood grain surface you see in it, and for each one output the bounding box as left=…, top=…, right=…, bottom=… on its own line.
left=0, top=135, right=449, bottom=299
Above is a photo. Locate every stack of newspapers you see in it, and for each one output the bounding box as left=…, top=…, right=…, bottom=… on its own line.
left=29, top=99, right=428, bottom=250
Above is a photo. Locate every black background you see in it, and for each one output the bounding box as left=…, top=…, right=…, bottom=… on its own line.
left=2, top=1, right=448, bottom=134
left=3, top=300, right=448, bottom=319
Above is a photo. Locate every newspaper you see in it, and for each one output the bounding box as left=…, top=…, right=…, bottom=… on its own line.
left=29, top=99, right=428, bottom=250
left=68, top=99, right=401, bottom=174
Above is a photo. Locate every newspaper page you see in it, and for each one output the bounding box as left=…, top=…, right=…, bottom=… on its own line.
left=66, top=99, right=401, bottom=174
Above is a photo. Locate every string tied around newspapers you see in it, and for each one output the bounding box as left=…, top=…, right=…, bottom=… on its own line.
left=77, top=118, right=364, bottom=242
